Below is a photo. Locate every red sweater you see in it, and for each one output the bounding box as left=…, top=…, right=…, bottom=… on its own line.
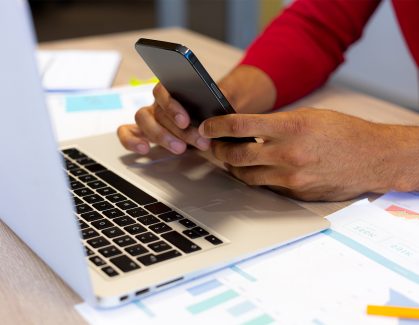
left=240, top=0, right=419, bottom=109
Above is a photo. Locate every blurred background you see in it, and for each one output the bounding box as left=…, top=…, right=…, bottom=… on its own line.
left=29, top=0, right=418, bottom=110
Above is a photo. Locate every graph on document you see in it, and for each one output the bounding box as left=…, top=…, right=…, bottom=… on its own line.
left=136, top=266, right=277, bottom=325
left=327, top=201, right=419, bottom=286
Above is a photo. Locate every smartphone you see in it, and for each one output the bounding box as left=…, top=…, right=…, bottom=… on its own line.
left=135, top=38, right=254, bottom=143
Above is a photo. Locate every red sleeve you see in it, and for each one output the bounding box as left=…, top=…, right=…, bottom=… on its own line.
left=240, top=0, right=381, bottom=109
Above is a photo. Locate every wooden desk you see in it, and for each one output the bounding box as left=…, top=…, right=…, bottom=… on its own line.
left=1, top=27, right=419, bottom=325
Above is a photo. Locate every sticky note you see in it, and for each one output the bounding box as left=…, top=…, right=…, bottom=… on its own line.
left=129, top=76, right=159, bottom=87
left=65, top=93, right=122, bottom=112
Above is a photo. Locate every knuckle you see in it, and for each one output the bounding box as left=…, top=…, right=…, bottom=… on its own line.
left=154, top=105, right=165, bottom=121
left=225, top=147, right=247, bottom=166
left=284, top=148, right=309, bottom=167
left=278, top=113, right=307, bottom=135
left=134, top=108, right=148, bottom=125
left=284, top=172, right=312, bottom=190
left=229, top=117, right=247, bottom=135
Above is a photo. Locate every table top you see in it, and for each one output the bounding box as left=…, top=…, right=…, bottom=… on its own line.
left=2, top=27, right=419, bottom=325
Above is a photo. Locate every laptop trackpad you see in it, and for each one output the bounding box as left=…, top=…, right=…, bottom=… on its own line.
left=120, top=147, right=306, bottom=226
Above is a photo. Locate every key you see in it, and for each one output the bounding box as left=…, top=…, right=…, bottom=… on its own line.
left=63, top=148, right=86, bottom=160
left=106, top=193, right=127, bottom=203
left=91, top=219, right=114, bottom=230
left=81, top=228, right=99, bottom=239
left=83, top=194, right=104, bottom=204
left=96, top=187, right=116, bottom=196
left=137, top=215, right=160, bottom=226
left=80, top=211, right=102, bottom=222
left=161, top=231, right=201, bottom=253
left=149, top=222, right=172, bottom=234
left=102, top=208, right=124, bottom=219
left=116, top=200, right=138, bottom=210
left=70, top=168, right=88, bottom=177
left=125, top=244, right=148, bottom=257
left=78, top=174, right=97, bottom=183
left=204, top=235, right=223, bottom=245
left=113, top=235, right=136, bottom=247
left=87, top=180, right=107, bottom=190
left=101, top=266, right=118, bottom=277
left=90, top=255, right=106, bottom=267
left=76, top=204, right=93, bottom=214
left=191, top=227, right=209, bottom=237
left=102, top=227, right=124, bottom=238
left=136, top=232, right=159, bottom=244
left=178, top=218, right=197, bottom=228
left=124, top=224, right=147, bottom=235
left=98, top=245, right=122, bottom=258
left=144, top=202, right=171, bottom=215
left=113, top=216, right=135, bottom=227
left=110, top=255, right=140, bottom=273
left=159, top=211, right=184, bottom=222
left=138, top=250, right=181, bottom=266
left=126, top=207, right=148, bottom=218
left=87, top=236, right=110, bottom=248
left=74, top=187, right=94, bottom=197
left=148, top=241, right=171, bottom=253
left=92, top=201, right=113, bottom=211
left=182, top=229, right=201, bottom=239
left=85, top=163, right=106, bottom=173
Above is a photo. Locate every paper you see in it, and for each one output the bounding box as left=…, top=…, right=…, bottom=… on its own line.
left=76, top=200, right=419, bottom=325
left=373, top=192, right=419, bottom=217
left=37, top=50, right=121, bottom=91
left=327, top=199, right=419, bottom=281
left=47, top=85, right=155, bottom=141
left=65, top=93, right=122, bottom=112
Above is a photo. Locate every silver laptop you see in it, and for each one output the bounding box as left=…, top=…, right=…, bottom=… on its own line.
left=0, top=0, right=329, bottom=308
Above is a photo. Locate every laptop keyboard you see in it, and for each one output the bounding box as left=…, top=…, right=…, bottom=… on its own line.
left=62, top=147, right=223, bottom=278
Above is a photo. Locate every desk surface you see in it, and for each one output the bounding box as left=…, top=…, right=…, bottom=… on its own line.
left=1, top=27, right=419, bottom=325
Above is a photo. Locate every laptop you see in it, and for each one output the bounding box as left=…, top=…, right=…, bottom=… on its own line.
left=0, top=0, right=329, bottom=308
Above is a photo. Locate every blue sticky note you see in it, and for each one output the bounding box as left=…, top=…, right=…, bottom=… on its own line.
left=65, top=93, right=122, bottom=112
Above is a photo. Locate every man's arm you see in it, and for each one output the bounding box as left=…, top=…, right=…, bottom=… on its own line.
left=240, top=0, right=381, bottom=109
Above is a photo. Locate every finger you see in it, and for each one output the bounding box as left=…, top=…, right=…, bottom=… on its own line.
left=153, top=83, right=190, bottom=129
left=135, top=106, right=187, bottom=155
left=198, top=112, right=297, bottom=139
left=117, top=124, right=150, bottom=154
left=211, top=141, right=275, bottom=167
left=154, top=105, right=210, bottom=151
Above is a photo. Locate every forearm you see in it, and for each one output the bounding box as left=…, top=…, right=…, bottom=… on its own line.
left=377, top=124, right=419, bottom=192
left=218, top=65, right=276, bottom=114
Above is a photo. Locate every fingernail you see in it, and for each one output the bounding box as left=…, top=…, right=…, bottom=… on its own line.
left=174, top=114, right=186, bottom=128
left=136, top=144, right=148, bottom=154
left=198, top=123, right=205, bottom=137
left=196, top=137, right=210, bottom=150
left=169, top=140, right=185, bottom=154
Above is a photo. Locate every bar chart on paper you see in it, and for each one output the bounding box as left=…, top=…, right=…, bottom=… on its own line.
left=76, top=264, right=277, bottom=325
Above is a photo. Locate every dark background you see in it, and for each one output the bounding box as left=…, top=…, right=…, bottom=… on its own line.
left=29, top=0, right=227, bottom=43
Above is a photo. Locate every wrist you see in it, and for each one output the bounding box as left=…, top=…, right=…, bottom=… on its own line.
left=373, top=124, right=419, bottom=192
left=218, top=65, right=276, bottom=114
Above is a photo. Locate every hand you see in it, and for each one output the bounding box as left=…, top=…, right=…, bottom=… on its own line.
left=118, top=83, right=211, bottom=155
left=118, top=66, right=276, bottom=155
left=199, top=108, right=406, bottom=201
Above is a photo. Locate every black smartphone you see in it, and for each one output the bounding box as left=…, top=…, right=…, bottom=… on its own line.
left=135, top=38, right=254, bottom=143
